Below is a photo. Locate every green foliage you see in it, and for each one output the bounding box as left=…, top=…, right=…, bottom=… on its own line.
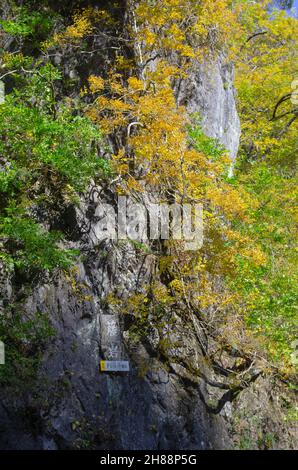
left=1, top=211, right=79, bottom=271
left=0, top=52, right=34, bottom=70
left=188, top=120, right=226, bottom=160
left=0, top=99, right=108, bottom=189
left=0, top=310, right=55, bottom=388
left=0, top=62, right=110, bottom=274
left=13, top=63, right=62, bottom=114
left=231, top=1, right=298, bottom=369
left=0, top=6, right=55, bottom=40
left=230, top=162, right=298, bottom=364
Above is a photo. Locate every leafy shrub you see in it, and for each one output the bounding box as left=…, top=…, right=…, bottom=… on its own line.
left=0, top=310, right=55, bottom=387
left=188, top=122, right=226, bottom=160
left=0, top=100, right=108, bottom=190
left=0, top=63, right=110, bottom=273
left=1, top=212, right=79, bottom=271
left=0, top=7, right=55, bottom=40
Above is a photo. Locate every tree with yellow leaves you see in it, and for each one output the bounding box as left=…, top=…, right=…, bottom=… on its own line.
left=83, top=0, right=274, bottom=375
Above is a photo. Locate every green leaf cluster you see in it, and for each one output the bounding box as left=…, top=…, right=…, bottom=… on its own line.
left=0, top=6, right=55, bottom=40
left=0, top=63, right=109, bottom=273
left=0, top=310, right=55, bottom=387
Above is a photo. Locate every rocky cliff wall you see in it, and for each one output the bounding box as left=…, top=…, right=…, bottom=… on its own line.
left=0, top=1, right=296, bottom=451
left=0, top=56, right=237, bottom=451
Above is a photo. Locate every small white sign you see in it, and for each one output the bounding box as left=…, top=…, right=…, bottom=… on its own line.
left=0, top=341, right=5, bottom=365
left=100, top=360, right=129, bottom=372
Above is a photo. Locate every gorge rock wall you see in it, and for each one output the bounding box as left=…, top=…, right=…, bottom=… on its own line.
left=0, top=1, right=295, bottom=451
left=0, top=52, right=237, bottom=449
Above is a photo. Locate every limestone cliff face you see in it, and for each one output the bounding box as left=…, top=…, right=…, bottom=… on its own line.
left=0, top=2, right=296, bottom=451
left=176, top=59, right=240, bottom=164
left=0, top=252, right=230, bottom=450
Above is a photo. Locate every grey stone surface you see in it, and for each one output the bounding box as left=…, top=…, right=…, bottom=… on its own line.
left=176, top=58, right=241, bottom=164
left=0, top=229, right=230, bottom=449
